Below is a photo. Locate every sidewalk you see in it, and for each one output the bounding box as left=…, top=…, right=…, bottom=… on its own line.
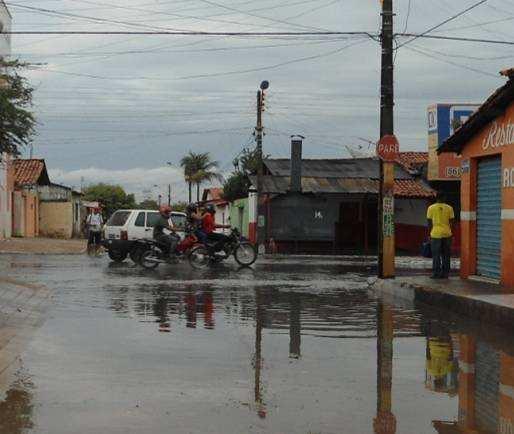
left=0, top=277, right=52, bottom=397
left=0, top=237, right=87, bottom=255
left=373, top=275, right=514, bottom=329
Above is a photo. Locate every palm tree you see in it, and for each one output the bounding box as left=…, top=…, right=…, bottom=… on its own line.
left=180, top=151, right=223, bottom=202
left=180, top=151, right=197, bottom=203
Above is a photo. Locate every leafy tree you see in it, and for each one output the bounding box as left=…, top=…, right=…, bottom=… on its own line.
left=222, top=148, right=267, bottom=202
left=82, top=183, right=136, bottom=218
left=0, top=59, right=36, bottom=156
left=171, top=201, right=187, bottom=212
left=137, top=199, right=158, bottom=210
left=180, top=151, right=223, bottom=202
left=222, top=172, right=250, bottom=202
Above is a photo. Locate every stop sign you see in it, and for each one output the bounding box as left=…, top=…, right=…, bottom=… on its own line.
left=376, top=135, right=400, bottom=162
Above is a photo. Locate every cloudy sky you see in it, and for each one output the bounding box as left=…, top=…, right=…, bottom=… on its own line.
left=7, top=0, right=514, bottom=200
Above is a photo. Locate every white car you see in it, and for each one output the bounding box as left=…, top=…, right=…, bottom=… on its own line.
left=103, top=209, right=187, bottom=262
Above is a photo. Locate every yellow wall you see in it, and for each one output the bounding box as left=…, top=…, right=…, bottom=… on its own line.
left=39, top=202, right=73, bottom=239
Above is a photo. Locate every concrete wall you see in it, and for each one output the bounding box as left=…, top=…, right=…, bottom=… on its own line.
left=12, top=190, right=38, bottom=238
left=229, top=198, right=249, bottom=238
left=0, top=155, right=13, bottom=239
left=39, top=202, right=73, bottom=239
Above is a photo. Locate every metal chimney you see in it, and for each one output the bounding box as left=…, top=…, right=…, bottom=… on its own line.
left=290, top=135, right=304, bottom=193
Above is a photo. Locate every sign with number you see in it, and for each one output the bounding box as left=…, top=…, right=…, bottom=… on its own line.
left=376, top=135, right=400, bottom=162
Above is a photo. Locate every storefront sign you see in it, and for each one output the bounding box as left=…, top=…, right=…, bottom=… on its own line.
left=482, top=120, right=514, bottom=150
left=427, top=104, right=479, bottom=181
left=503, top=168, right=514, bottom=188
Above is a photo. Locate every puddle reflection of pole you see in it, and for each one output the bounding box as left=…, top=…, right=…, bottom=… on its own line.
left=289, top=295, right=301, bottom=359
left=254, top=288, right=266, bottom=419
left=373, top=301, right=396, bottom=434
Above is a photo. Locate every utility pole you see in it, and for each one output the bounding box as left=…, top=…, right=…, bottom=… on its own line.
left=168, top=184, right=171, bottom=206
left=255, top=80, right=269, bottom=254
left=378, top=0, right=396, bottom=279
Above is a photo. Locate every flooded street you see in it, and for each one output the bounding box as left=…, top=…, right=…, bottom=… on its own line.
left=0, top=255, right=512, bottom=434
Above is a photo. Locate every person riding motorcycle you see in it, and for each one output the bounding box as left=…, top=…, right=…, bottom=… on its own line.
left=186, top=203, right=207, bottom=244
left=202, top=204, right=231, bottom=252
left=153, top=205, right=180, bottom=256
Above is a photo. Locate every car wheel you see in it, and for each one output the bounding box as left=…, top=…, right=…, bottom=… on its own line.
left=108, top=249, right=127, bottom=263
left=129, top=248, right=143, bottom=264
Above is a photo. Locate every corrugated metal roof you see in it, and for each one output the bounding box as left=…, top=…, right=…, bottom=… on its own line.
left=13, top=159, right=50, bottom=186
left=250, top=175, right=435, bottom=198
left=263, top=157, right=412, bottom=180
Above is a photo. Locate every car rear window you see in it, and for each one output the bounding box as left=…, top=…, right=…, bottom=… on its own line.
left=171, top=214, right=186, bottom=230
left=106, top=211, right=131, bottom=227
left=146, top=212, right=161, bottom=228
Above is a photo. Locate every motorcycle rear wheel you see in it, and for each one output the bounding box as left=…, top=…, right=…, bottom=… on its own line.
left=188, top=245, right=210, bottom=269
left=234, top=242, right=257, bottom=267
left=140, top=249, right=160, bottom=270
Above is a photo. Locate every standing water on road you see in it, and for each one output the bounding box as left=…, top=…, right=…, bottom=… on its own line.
left=0, top=255, right=512, bottom=434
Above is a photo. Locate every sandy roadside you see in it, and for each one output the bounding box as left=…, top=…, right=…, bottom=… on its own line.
left=0, top=238, right=87, bottom=255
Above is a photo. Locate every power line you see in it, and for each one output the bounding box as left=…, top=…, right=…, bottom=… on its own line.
left=401, top=0, right=412, bottom=34
left=395, top=32, right=514, bottom=46
left=403, top=45, right=498, bottom=78
left=28, top=38, right=370, bottom=81
left=396, top=0, right=489, bottom=49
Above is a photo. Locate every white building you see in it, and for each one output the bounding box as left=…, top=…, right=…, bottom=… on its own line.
left=0, top=1, right=12, bottom=239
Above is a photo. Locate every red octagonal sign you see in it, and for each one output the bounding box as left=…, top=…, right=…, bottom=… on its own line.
left=376, top=134, right=400, bottom=162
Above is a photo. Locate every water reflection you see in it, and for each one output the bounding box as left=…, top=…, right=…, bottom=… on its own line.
left=104, top=283, right=514, bottom=433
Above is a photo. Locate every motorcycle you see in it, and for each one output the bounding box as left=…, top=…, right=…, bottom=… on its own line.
left=188, top=227, right=257, bottom=269
left=138, top=231, right=199, bottom=270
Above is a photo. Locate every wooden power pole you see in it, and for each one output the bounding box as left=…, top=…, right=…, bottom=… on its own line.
left=378, top=0, right=397, bottom=279
left=255, top=80, right=269, bottom=254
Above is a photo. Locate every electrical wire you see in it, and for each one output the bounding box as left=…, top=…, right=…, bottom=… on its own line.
left=395, top=32, right=514, bottom=46
left=402, top=0, right=412, bottom=34
left=396, top=0, right=490, bottom=49
left=28, top=38, right=371, bottom=81
left=403, top=44, right=498, bottom=78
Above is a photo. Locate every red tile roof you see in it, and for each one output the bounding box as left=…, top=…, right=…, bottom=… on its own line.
left=395, top=152, right=428, bottom=173
left=394, top=179, right=436, bottom=198
left=205, top=187, right=224, bottom=201
left=13, top=159, right=50, bottom=186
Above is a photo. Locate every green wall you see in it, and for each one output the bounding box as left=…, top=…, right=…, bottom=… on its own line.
left=229, top=197, right=249, bottom=238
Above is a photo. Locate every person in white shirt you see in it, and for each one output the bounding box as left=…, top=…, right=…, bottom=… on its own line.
left=86, top=207, right=104, bottom=249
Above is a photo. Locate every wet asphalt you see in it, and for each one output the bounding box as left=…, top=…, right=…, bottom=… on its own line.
left=0, top=254, right=512, bottom=434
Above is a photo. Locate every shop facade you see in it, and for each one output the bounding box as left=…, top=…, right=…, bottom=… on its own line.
left=440, top=70, right=514, bottom=285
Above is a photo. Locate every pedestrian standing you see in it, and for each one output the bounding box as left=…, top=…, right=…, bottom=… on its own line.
left=427, top=193, right=455, bottom=279
left=86, top=207, right=104, bottom=252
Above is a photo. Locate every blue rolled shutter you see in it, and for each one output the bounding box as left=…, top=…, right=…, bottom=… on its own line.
left=477, top=157, right=502, bottom=279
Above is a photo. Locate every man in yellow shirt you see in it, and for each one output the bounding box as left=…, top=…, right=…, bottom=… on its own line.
left=427, top=193, right=455, bottom=279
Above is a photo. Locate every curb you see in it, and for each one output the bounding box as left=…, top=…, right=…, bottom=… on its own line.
left=373, top=278, right=514, bottom=330
left=0, top=251, right=86, bottom=255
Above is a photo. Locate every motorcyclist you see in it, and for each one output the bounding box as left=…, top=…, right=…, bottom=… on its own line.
left=202, top=204, right=231, bottom=252
left=186, top=203, right=207, bottom=244
left=153, top=205, right=180, bottom=256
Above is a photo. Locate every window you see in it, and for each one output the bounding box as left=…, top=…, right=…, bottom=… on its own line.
left=134, top=212, right=145, bottom=227
left=171, top=213, right=186, bottom=230
left=146, top=212, right=161, bottom=228
left=107, top=211, right=131, bottom=227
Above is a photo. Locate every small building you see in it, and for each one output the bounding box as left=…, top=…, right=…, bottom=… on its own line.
left=12, top=159, right=49, bottom=237
left=39, top=183, right=82, bottom=239
left=12, top=159, right=82, bottom=239
left=439, top=68, right=514, bottom=285
left=201, top=187, right=230, bottom=233
left=250, top=142, right=436, bottom=254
